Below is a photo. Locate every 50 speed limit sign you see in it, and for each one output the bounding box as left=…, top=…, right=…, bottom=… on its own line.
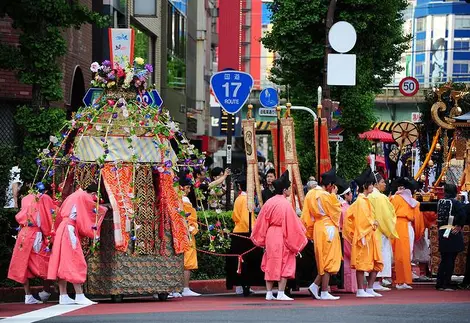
left=399, top=77, right=419, bottom=97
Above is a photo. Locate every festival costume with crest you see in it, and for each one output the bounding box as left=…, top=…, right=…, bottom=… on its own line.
left=8, top=193, right=54, bottom=284
left=251, top=171, right=307, bottom=283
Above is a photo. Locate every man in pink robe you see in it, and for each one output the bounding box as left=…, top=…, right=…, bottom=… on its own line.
left=8, top=184, right=55, bottom=304
left=251, top=170, right=307, bottom=301
left=47, top=184, right=107, bottom=305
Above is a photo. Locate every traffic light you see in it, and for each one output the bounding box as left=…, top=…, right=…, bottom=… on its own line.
left=220, top=109, right=235, bottom=134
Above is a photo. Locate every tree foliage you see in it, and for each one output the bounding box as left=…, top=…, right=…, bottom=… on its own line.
left=0, top=0, right=108, bottom=108
left=263, top=0, right=410, bottom=180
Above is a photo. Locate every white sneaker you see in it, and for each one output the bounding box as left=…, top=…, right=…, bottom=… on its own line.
left=373, top=282, right=390, bottom=291
left=59, top=294, right=76, bottom=305
left=235, top=286, right=243, bottom=295
left=25, top=295, right=42, bottom=304
left=182, top=288, right=201, bottom=297
left=275, top=292, right=294, bottom=301
left=308, top=283, right=321, bottom=300
left=74, top=294, right=97, bottom=305
left=38, top=290, right=51, bottom=302
left=265, top=291, right=275, bottom=301
left=396, top=284, right=413, bottom=290
left=356, top=289, right=374, bottom=298
left=382, top=279, right=392, bottom=286
left=366, top=288, right=382, bottom=297
left=320, top=291, right=340, bottom=300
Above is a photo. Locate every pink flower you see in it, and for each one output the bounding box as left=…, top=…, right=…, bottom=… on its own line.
left=90, top=62, right=100, bottom=73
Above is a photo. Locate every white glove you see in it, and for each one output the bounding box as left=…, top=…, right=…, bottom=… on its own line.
left=68, top=225, right=77, bottom=249
left=325, top=226, right=335, bottom=242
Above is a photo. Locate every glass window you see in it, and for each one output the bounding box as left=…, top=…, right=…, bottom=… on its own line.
left=131, top=25, right=150, bottom=63
left=415, top=39, right=425, bottom=52
left=455, top=16, right=470, bottom=29
left=134, top=0, right=156, bottom=16
left=453, top=62, right=469, bottom=74
left=416, top=62, right=424, bottom=75
left=416, top=17, right=426, bottom=32
left=454, top=40, right=470, bottom=51
left=167, top=3, right=186, bottom=89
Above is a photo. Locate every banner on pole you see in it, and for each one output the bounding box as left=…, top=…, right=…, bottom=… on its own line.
left=109, top=28, right=135, bottom=68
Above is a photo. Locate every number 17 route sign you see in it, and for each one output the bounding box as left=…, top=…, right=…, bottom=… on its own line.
left=210, top=71, right=254, bottom=114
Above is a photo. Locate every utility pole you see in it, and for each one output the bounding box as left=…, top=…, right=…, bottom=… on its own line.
left=323, top=0, right=337, bottom=100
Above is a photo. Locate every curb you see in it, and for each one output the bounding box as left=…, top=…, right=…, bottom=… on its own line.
left=0, top=280, right=232, bottom=303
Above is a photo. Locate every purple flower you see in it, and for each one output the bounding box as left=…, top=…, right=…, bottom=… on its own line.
left=185, top=212, right=191, bottom=217
left=44, top=247, right=51, bottom=253
left=102, top=60, right=111, bottom=67
left=16, top=226, right=21, bottom=231
left=145, top=64, right=153, bottom=73
left=40, top=166, right=46, bottom=171
left=208, top=225, right=215, bottom=231
left=35, top=159, right=41, bottom=166
left=173, top=177, right=179, bottom=183
left=145, top=114, right=151, bottom=119
left=79, top=163, right=86, bottom=169
left=131, top=236, right=137, bottom=241
left=112, top=112, right=118, bottom=119
left=111, top=167, right=118, bottom=172
left=50, top=209, right=55, bottom=214
left=107, top=72, right=116, bottom=80
left=48, top=169, right=55, bottom=177
left=70, top=155, right=80, bottom=162
left=76, top=113, right=82, bottom=119
left=164, top=160, right=173, bottom=168
left=104, top=149, right=110, bottom=154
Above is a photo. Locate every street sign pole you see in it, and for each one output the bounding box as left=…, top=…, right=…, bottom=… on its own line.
left=225, top=113, right=233, bottom=211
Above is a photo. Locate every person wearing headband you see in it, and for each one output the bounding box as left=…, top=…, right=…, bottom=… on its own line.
left=301, top=168, right=342, bottom=300
left=7, top=183, right=55, bottom=304
left=47, top=184, right=108, bottom=305
left=344, top=167, right=384, bottom=298
left=336, top=177, right=356, bottom=294
left=390, top=177, right=424, bottom=290
left=251, top=170, right=307, bottom=301
left=368, top=171, right=398, bottom=292
left=435, top=184, right=466, bottom=291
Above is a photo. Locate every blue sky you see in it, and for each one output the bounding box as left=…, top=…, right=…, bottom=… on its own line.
left=262, top=2, right=271, bottom=25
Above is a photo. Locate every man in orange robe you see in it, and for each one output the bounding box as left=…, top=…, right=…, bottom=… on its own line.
left=47, top=184, right=107, bottom=305
left=302, top=168, right=342, bottom=300
left=344, top=168, right=383, bottom=298
left=180, top=174, right=201, bottom=297
left=251, top=170, right=307, bottom=301
left=390, top=177, right=424, bottom=290
left=8, top=183, right=55, bottom=304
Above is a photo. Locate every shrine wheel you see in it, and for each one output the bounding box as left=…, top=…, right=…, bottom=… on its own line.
left=111, top=295, right=124, bottom=303
left=389, top=148, right=400, bottom=162
left=157, top=293, right=169, bottom=301
left=392, top=122, right=419, bottom=147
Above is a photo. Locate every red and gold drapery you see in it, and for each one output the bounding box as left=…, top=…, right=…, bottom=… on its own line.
left=314, top=118, right=332, bottom=177
left=242, top=118, right=263, bottom=211
left=270, top=118, right=305, bottom=210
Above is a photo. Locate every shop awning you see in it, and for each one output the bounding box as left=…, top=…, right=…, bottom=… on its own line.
left=371, top=121, right=398, bottom=132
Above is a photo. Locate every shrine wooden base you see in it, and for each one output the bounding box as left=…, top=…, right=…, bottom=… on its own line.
left=85, top=214, right=184, bottom=297
left=430, top=225, right=470, bottom=276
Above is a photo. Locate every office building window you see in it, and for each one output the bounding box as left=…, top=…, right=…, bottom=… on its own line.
left=416, top=18, right=426, bottom=32
left=134, top=0, right=157, bottom=16
left=416, top=62, right=424, bottom=75
left=454, top=62, right=469, bottom=74
left=454, top=40, right=470, bottom=51
left=415, top=39, right=425, bottom=52
left=167, top=3, right=186, bottom=89
left=455, top=16, right=470, bottom=29
left=131, top=24, right=156, bottom=83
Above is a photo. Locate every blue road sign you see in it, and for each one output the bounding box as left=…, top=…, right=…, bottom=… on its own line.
left=83, top=88, right=103, bottom=107
left=210, top=71, right=254, bottom=114
left=136, top=91, right=154, bottom=106
left=150, top=89, right=163, bottom=108
left=259, top=87, right=279, bottom=108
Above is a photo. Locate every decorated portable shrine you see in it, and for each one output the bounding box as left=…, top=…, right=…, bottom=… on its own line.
left=413, top=83, right=470, bottom=276
left=35, top=29, right=203, bottom=301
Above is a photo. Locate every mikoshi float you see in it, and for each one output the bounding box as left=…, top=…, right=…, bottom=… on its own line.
left=414, top=82, right=470, bottom=276
left=34, top=29, right=204, bottom=301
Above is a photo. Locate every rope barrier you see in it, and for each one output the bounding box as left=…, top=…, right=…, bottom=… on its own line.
left=195, top=246, right=259, bottom=274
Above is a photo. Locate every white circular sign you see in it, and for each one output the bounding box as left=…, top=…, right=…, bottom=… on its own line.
left=328, top=21, right=357, bottom=53
left=399, top=77, right=419, bottom=97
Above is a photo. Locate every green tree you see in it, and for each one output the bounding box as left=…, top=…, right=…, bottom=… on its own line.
left=263, top=0, right=410, bottom=180
left=0, top=0, right=108, bottom=109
